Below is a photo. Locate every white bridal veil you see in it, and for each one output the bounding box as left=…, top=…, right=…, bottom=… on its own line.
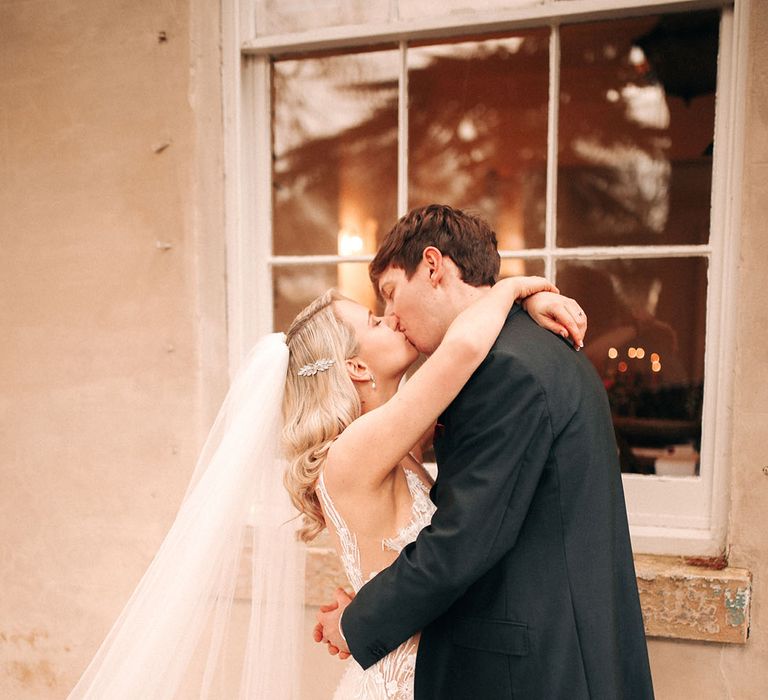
left=68, top=333, right=306, bottom=699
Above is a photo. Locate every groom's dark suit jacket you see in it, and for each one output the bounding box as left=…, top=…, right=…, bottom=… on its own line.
left=342, top=305, right=654, bottom=699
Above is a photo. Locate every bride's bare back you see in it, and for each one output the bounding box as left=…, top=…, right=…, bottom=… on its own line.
left=317, top=453, right=435, bottom=700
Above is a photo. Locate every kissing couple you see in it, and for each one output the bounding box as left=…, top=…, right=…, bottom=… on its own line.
left=69, top=204, right=653, bottom=700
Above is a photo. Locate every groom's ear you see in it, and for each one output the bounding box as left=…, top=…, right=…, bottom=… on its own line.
left=422, top=246, right=444, bottom=288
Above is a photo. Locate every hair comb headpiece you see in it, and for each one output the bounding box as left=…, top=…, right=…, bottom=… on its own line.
left=297, top=359, right=335, bottom=377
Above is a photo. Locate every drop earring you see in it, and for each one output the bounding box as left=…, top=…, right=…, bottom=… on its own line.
left=370, top=374, right=377, bottom=390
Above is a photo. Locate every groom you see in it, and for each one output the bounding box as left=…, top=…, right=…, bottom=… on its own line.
left=316, top=204, right=654, bottom=698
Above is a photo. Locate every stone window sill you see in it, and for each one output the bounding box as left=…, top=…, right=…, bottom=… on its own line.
left=300, top=537, right=751, bottom=645
left=634, top=554, right=751, bottom=644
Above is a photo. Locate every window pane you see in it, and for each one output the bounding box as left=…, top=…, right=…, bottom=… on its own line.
left=256, top=0, right=390, bottom=35
left=273, top=262, right=377, bottom=332
left=557, top=11, right=719, bottom=247
left=557, top=257, right=707, bottom=476
left=408, top=30, right=549, bottom=250
left=272, top=50, right=399, bottom=257
left=499, top=258, right=545, bottom=278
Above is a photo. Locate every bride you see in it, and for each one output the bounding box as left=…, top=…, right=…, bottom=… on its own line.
left=282, top=276, right=584, bottom=700
left=67, top=276, right=585, bottom=700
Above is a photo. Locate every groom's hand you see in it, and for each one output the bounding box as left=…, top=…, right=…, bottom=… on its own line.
left=313, top=588, right=353, bottom=659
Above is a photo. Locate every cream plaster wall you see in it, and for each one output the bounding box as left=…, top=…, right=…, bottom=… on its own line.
left=0, top=0, right=226, bottom=697
left=2, top=0, right=767, bottom=699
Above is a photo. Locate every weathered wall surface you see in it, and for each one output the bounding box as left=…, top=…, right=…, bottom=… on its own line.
left=0, top=1, right=226, bottom=696
left=1, top=1, right=766, bottom=699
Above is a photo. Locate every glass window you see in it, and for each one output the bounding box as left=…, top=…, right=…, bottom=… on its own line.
left=273, top=262, right=375, bottom=331
left=499, top=258, right=545, bottom=278
left=272, top=11, right=719, bottom=476
left=557, top=13, right=718, bottom=247
left=408, top=31, right=550, bottom=251
left=557, top=257, right=707, bottom=475
left=231, top=0, right=740, bottom=552
left=264, top=7, right=723, bottom=483
left=273, top=49, right=400, bottom=261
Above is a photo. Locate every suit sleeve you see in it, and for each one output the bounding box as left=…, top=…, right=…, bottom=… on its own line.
left=342, top=349, right=555, bottom=669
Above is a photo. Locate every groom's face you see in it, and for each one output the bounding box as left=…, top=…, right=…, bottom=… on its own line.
left=377, top=263, right=445, bottom=355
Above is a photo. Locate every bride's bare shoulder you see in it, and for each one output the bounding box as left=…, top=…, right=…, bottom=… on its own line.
left=321, top=438, right=360, bottom=494
left=324, top=429, right=398, bottom=494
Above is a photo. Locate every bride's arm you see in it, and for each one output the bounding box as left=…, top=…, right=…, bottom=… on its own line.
left=523, top=291, right=586, bottom=349
left=329, top=276, right=556, bottom=488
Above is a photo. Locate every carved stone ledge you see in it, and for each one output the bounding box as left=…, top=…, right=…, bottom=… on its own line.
left=303, top=548, right=753, bottom=644
left=635, top=554, right=751, bottom=644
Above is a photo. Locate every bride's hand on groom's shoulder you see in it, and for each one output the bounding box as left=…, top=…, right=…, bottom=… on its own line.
left=522, top=291, right=588, bottom=350
left=314, top=588, right=354, bottom=660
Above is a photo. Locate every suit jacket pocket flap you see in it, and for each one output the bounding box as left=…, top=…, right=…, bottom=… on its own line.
left=452, top=617, right=529, bottom=656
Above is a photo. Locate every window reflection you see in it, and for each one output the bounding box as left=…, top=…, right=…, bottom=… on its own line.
left=557, top=12, right=718, bottom=247
left=273, top=262, right=377, bottom=331
left=272, top=49, right=399, bottom=258
left=408, top=31, right=549, bottom=250
left=557, top=258, right=707, bottom=475
left=499, top=258, right=545, bottom=278
left=267, top=12, right=720, bottom=478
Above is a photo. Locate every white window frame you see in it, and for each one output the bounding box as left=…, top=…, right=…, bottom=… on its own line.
left=222, top=0, right=749, bottom=556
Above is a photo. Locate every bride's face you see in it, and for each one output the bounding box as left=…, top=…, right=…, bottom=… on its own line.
left=333, top=299, right=419, bottom=381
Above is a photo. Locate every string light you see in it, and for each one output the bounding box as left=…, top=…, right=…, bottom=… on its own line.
left=608, top=347, right=618, bottom=359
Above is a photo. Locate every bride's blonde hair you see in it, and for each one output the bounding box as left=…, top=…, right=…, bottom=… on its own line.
left=283, top=289, right=362, bottom=542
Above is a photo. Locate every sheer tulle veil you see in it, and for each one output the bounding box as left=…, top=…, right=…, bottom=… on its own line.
left=68, top=333, right=306, bottom=699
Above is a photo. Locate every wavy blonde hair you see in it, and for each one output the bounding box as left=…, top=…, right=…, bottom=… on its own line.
left=283, top=289, right=362, bottom=542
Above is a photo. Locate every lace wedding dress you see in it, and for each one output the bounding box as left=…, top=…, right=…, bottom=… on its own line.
left=316, top=463, right=436, bottom=700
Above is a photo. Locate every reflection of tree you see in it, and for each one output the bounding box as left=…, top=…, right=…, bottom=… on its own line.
left=274, top=12, right=718, bottom=255
left=271, top=13, right=718, bottom=469
left=273, top=57, right=399, bottom=256
left=556, top=12, right=718, bottom=247
left=636, top=12, right=719, bottom=103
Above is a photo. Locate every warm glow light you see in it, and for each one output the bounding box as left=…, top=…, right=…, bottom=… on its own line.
left=338, top=230, right=364, bottom=256
left=636, top=347, right=646, bottom=359
left=608, top=347, right=618, bottom=359
left=618, top=361, right=628, bottom=373
left=627, top=347, right=637, bottom=359
left=606, top=89, right=620, bottom=103
left=651, top=352, right=660, bottom=363
left=652, top=361, right=662, bottom=373
left=629, top=46, right=646, bottom=66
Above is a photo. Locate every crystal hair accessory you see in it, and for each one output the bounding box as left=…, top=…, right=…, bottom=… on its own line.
left=297, top=359, right=335, bottom=377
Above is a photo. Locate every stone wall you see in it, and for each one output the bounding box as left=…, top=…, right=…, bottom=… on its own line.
left=1, top=1, right=766, bottom=698
left=0, top=1, right=226, bottom=696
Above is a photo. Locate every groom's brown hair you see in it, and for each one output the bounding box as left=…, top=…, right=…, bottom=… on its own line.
left=369, top=204, right=501, bottom=293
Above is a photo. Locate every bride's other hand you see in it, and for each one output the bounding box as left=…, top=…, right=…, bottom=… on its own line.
left=314, top=588, right=353, bottom=659
left=522, top=291, right=587, bottom=349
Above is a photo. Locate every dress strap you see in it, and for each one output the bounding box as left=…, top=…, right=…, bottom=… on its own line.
left=316, top=473, right=346, bottom=534
left=316, top=472, right=364, bottom=591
